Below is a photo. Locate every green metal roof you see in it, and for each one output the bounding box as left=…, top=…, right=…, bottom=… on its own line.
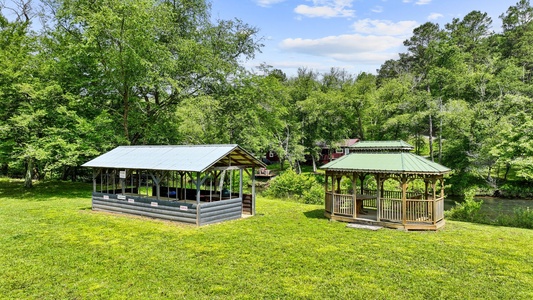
left=320, top=152, right=450, bottom=175
left=349, top=140, right=414, bottom=151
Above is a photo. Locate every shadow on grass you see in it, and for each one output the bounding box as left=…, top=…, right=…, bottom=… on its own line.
left=0, top=178, right=92, bottom=201
left=304, top=209, right=327, bottom=219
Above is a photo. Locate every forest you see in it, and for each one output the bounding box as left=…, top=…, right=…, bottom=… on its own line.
left=1, top=0, right=533, bottom=196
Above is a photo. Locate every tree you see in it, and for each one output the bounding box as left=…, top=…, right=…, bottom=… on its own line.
left=44, top=0, right=262, bottom=145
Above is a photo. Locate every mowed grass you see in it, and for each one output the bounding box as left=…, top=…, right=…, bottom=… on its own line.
left=1, top=179, right=533, bottom=299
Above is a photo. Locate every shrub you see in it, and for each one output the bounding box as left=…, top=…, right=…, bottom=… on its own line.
left=494, top=207, right=533, bottom=229
left=302, top=183, right=324, bottom=204
left=499, top=182, right=533, bottom=198
left=445, top=187, right=485, bottom=222
left=264, top=169, right=324, bottom=204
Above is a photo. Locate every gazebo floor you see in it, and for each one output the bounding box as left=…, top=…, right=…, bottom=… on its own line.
left=325, top=210, right=445, bottom=231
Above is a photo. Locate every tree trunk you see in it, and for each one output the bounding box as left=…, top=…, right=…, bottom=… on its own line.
left=296, top=161, right=301, bottom=174
left=24, top=157, right=33, bottom=188
left=504, top=162, right=511, bottom=181
left=312, top=155, right=317, bottom=173
left=123, top=88, right=129, bottom=142
left=438, top=98, right=443, bottom=163
left=429, top=114, right=434, bottom=162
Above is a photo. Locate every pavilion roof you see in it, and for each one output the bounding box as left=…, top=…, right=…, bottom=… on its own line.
left=320, top=152, right=450, bottom=175
left=82, top=145, right=266, bottom=172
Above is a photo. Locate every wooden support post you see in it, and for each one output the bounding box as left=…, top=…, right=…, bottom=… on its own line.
left=331, top=174, right=336, bottom=216
left=196, top=172, right=201, bottom=205
left=149, top=172, right=161, bottom=200
left=432, top=178, right=437, bottom=224
left=351, top=174, right=357, bottom=219
left=92, top=168, right=99, bottom=193
left=401, top=175, right=407, bottom=226
left=376, top=174, right=381, bottom=222
left=239, top=168, right=243, bottom=200
left=121, top=169, right=126, bottom=195
left=424, top=179, right=429, bottom=200
left=251, top=167, right=256, bottom=216
left=359, top=173, right=366, bottom=195
left=180, top=172, right=185, bottom=200
left=112, top=170, right=116, bottom=194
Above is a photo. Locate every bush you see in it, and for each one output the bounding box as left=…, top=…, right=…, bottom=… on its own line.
left=264, top=169, right=324, bottom=205
left=499, top=182, right=533, bottom=198
left=445, top=187, right=485, bottom=222
left=494, top=207, right=533, bottom=229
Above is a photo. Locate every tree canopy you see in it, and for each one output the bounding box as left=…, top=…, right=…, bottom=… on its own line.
left=1, top=0, right=533, bottom=193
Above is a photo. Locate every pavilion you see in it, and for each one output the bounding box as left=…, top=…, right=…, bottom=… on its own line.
left=320, top=141, right=451, bottom=231
left=82, top=144, right=266, bottom=226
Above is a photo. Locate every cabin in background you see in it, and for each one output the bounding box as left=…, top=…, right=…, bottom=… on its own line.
left=264, top=138, right=360, bottom=165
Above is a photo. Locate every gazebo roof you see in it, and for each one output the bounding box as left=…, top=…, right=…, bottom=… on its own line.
left=320, top=152, right=450, bottom=175
left=82, top=144, right=266, bottom=172
left=349, top=140, right=414, bottom=152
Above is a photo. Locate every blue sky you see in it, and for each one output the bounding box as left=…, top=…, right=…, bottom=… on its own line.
left=211, top=0, right=518, bottom=76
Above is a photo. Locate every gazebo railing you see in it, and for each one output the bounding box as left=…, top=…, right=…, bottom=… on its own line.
left=327, top=191, right=445, bottom=224
left=380, top=198, right=402, bottom=221
left=405, top=199, right=433, bottom=222
left=362, top=189, right=423, bottom=200
left=435, top=196, right=445, bottom=222
left=325, top=192, right=333, bottom=213
left=332, top=193, right=354, bottom=216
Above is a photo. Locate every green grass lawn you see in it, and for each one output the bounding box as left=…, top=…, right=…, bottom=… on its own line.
left=1, top=178, right=533, bottom=299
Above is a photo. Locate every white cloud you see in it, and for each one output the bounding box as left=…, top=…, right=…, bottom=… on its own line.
left=427, top=13, right=443, bottom=20
left=352, top=19, right=418, bottom=36
left=255, top=0, right=286, bottom=7
left=371, top=6, right=383, bottom=13
left=279, top=34, right=403, bottom=63
left=294, top=0, right=355, bottom=18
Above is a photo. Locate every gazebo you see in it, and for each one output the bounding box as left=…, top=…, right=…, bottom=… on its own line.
left=320, top=141, right=451, bottom=231
left=82, top=144, right=266, bottom=225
